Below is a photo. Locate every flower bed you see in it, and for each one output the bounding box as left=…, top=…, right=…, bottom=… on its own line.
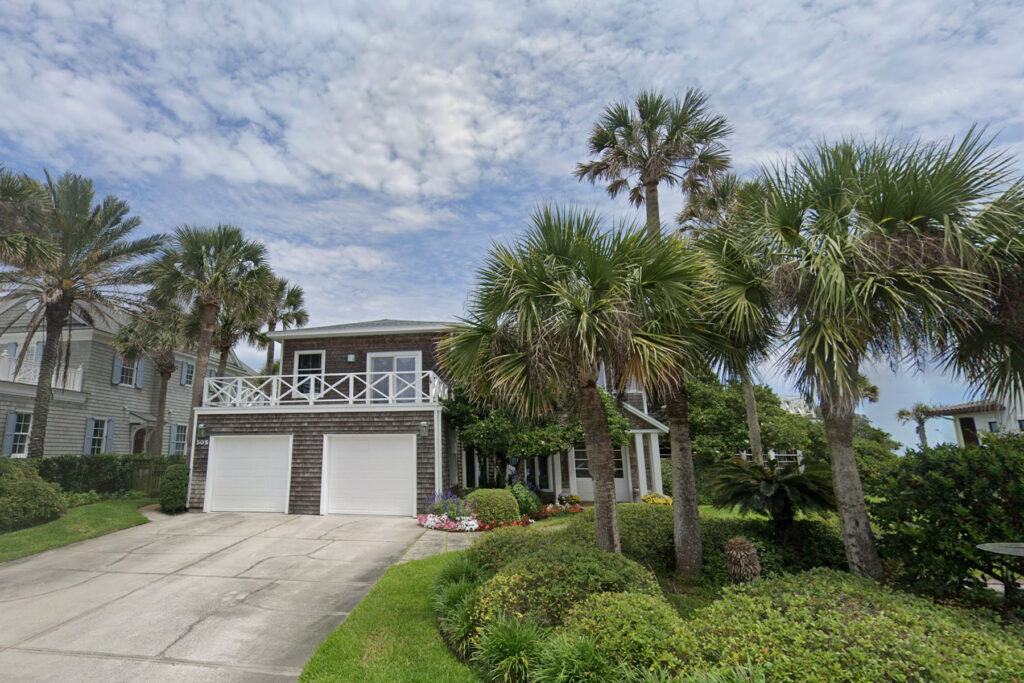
left=418, top=513, right=481, bottom=532
left=417, top=500, right=584, bottom=532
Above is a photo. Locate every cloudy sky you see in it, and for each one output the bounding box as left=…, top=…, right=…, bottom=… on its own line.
left=3, top=0, right=1023, bottom=448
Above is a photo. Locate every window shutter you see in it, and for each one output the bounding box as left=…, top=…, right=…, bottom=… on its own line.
left=208, top=368, right=216, bottom=378
left=2, top=411, right=17, bottom=457
left=135, top=358, right=145, bottom=389
left=4, top=342, right=16, bottom=358
left=83, top=418, right=95, bottom=455
left=105, top=420, right=116, bottom=453
left=111, top=355, right=124, bottom=385
left=34, top=341, right=43, bottom=362
left=180, top=362, right=188, bottom=385
left=168, top=423, right=177, bottom=455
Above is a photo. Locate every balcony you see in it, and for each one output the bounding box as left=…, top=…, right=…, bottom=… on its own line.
left=202, top=371, right=450, bottom=409
left=0, top=353, right=84, bottom=392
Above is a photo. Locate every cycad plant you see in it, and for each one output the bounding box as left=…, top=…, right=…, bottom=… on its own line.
left=708, top=458, right=835, bottom=544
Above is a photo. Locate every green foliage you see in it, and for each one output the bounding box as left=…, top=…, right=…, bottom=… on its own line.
left=672, top=568, right=1024, bottom=681
left=435, top=552, right=486, bottom=591
left=441, top=588, right=481, bottom=660
left=874, top=437, right=1024, bottom=603
left=0, top=460, right=66, bottom=532
left=679, top=667, right=767, bottom=683
left=434, top=579, right=481, bottom=620
left=474, top=546, right=659, bottom=627
left=565, top=592, right=688, bottom=672
left=30, top=454, right=184, bottom=494
left=568, top=503, right=674, bottom=569
left=505, top=482, right=541, bottom=517
left=465, top=489, right=521, bottom=525
left=159, top=464, right=190, bottom=513
left=63, top=490, right=148, bottom=508
left=470, top=615, right=547, bottom=683
left=468, top=526, right=579, bottom=572
left=531, top=631, right=617, bottom=683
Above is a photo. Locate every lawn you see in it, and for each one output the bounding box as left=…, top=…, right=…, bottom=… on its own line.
left=0, top=496, right=155, bottom=563
left=300, top=553, right=477, bottom=683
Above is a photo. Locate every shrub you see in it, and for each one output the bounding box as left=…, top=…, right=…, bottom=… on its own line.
left=63, top=490, right=102, bottom=508
left=159, top=464, right=189, bottom=513
left=466, top=488, right=520, bottom=526
left=874, top=437, right=1024, bottom=603
left=641, top=492, right=672, bottom=505
left=506, top=482, right=541, bottom=517
left=565, top=592, right=689, bottom=672
left=425, top=489, right=473, bottom=518
left=531, top=630, right=617, bottom=683
left=434, top=578, right=480, bottom=620
left=31, top=454, right=131, bottom=493
left=557, top=493, right=581, bottom=505
left=474, top=546, right=659, bottom=627
left=471, top=615, right=546, bottom=683
left=567, top=503, right=674, bottom=570
left=0, top=459, right=66, bottom=532
left=440, top=588, right=481, bottom=659
left=468, top=526, right=577, bottom=572
left=674, top=568, right=1024, bottom=681
left=435, top=552, right=487, bottom=591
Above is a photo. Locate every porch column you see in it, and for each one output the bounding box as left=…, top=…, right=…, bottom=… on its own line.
left=567, top=450, right=578, bottom=496
left=626, top=438, right=642, bottom=502
left=633, top=432, right=648, bottom=497
left=553, top=451, right=562, bottom=498
left=650, top=433, right=664, bottom=494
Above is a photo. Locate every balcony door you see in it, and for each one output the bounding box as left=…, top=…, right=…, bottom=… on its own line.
left=294, top=350, right=325, bottom=396
left=367, top=352, right=421, bottom=403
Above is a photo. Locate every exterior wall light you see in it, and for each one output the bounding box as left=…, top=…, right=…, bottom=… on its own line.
left=347, top=353, right=356, bottom=363
left=196, top=423, right=208, bottom=438
left=419, top=421, right=430, bottom=437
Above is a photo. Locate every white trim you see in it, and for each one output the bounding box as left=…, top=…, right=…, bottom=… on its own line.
left=204, top=434, right=293, bottom=513
left=195, top=404, right=441, bottom=416
left=293, top=349, right=326, bottom=387
left=269, top=321, right=450, bottom=340
left=433, top=409, right=442, bottom=494
left=622, top=402, right=669, bottom=433
left=567, top=449, right=577, bottom=495
left=633, top=432, right=648, bottom=497
left=320, top=433, right=418, bottom=516
left=650, top=433, right=663, bottom=495
left=366, top=351, right=423, bottom=392
left=553, top=451, right=562, bottom=494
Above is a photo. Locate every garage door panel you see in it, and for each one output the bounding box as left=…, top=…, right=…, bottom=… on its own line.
left=208, top=435, right=291, bottom=513
left=324, top=434, right=416, bottom=516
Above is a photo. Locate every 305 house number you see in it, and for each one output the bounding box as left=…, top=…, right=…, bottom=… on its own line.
left=196, top=438, right=210, bottom=446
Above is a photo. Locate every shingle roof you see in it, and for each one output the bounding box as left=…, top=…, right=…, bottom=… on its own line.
left=266, top=318, right=452, bottom=340
left=924, top=399, right=1004, bottom=417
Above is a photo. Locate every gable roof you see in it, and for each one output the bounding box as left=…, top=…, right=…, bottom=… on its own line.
left=924, top=399, right=1004, bottom=417
left=267, top=318, right=452, bottom=340
left=622, top=402, right=669, bottom=433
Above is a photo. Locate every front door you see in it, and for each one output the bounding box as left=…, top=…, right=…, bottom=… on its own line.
left=573, top=444, right=630, bottom=502
left=131, top=428, right=148, bottom=455
left=959, top=417, right=979, bottom=446
left=367, top=352, right=420, bottom=403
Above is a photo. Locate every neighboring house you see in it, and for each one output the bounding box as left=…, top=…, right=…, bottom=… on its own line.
left=924, top=399, right=1024, bottom=447
left=187, top=318, right=666, bottom=517
left=0, top=304, right=252, bottom=458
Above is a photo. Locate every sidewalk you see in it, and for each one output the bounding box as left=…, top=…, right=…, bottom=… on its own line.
left=396, top=529, right=480, bottom=564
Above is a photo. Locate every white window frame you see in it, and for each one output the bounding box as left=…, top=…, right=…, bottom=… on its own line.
left=119, top=358, right=137, bottom=386
left=171, top=424, right=187, bottom=456
left=10, top=412, right=32, bottom=458
left=183, top=362, right=195, bottom=386
left=88, top=419, right=109, bottom=455
left=366, top=351, right=422, bottom=403
left=293, top=350, right=326, bottom=394
left=572, top=443, right=624, bottom=479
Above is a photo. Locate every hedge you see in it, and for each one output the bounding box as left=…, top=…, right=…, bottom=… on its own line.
left=465, top=488, right=521, bottom=526
left=31, top=454, right=184, bottom=494
left=0, top=459, right=66, bottom=532
left=160, top=464, right=190, bottom=513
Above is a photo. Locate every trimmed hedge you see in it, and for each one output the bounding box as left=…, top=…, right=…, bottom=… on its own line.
left=32, top=454, right=184, bottom=494
left=465, top=488, right=521, bottom=525
left=673, top=568, right=1024, bottom=681
left=0, top=459, right=66, bottom=532
left=159, top=464, right=189, bottom=513
left=468, top=526, right=587, bottom=572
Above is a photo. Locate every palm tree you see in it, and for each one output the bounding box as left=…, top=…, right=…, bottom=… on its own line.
left=855, top=375, right=880, bottom=405
left=0, top=167, right=51, bottom=265
left=896, top=403, right=932, bottom=450
left=440, top=206, right=697, bottom=552
left=708, top=458, right=835, bottom=544
left=753, top=131, right=1004, bottom=579
left=147, top=225, right=274, bottom=453
left=575, top=89, right=732, bottom=236
left=261, top=278, right=309, bottom=373
left=114, top=303, right=187, bottom=455
left=0, top=172, right=162, bottom=457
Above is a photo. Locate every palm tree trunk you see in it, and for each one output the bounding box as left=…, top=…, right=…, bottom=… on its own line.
left=579, top=377, right=621, bottom=553
left=149, top=371, right=170, bottom=455
left=821, top=395, right=884, bottom=580
left=665, top=384, right=703, bottom=577
left=27, top=300, right=71, bottom=458
left=916, top=419, right=929, bottom=449
left=739, top=367, right=765, bottom=467
left=263, top=320, right=277, bottom=374
left=644, top=182, right=661, bottom=237
left=186, top=301, right=218, bottom=459
left=216, top=345, right=230, bottom=377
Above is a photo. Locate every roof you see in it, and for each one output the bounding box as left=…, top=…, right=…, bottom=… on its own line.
left=622, top=403, right=669, bottom=433
left=267, top=319, right=452, bottom=340
left=924, top=399, right=1004, bottom=417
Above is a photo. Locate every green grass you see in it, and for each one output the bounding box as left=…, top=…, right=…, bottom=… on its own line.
left=300, top=553, right=477, bottom=683
left=0, top=497, right=155, bottom=563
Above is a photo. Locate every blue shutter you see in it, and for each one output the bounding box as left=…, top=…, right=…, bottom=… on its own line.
left=4, top=342, right=16, bottom=358
left=111, top=355, right=123, bottom=385
left=180, top=362, right=188, bottom=385
left=135, top=358, right=145, bottom=389
left=34, top=341, right=43, bottom=362
left=83, top=418, right=95, bottom=455
left=208, top=368, right=216, bottom=378
left=2, top=411, right=17, bottom=457
left=105, top=420, right=116, bottom=453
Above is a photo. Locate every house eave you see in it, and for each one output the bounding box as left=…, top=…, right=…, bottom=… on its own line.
left=267, top=321, right=452, bottom=341
left=622, top=403, right=669, bottom=433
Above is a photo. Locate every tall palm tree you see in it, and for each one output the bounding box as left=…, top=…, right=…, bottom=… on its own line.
left=147, top=225, right=274, bottom=453
left=753, top=132, right=1004, bottom=579
left=0, top=172, right=162, bottom=457
left=440, top=206, right=697, bottom=552
left=896, top=403, right=932, bottom=450
left=575, top=89, right=732, bottom=236
left=261, top=278, right=309, bottom=373
left=114, top=303, right=187, bottom=455
left=0, top=167, right=51, bottom=265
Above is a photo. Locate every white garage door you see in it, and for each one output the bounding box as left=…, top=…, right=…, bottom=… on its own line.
left=207, top=435, right=292, bottom=512
left=323, top=434, right=417, bottom=516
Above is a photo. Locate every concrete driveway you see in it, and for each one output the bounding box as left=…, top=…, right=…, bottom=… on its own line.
left=0, top=510, right=424, bottom=682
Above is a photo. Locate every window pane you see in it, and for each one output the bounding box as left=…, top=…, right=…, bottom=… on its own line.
left=574, top=445, right=589, bottom=478
left=371, top=356, right=393, bottom=372
left=11, top=413, right=31, bottom=455
left=395, top=356, right=416, bottom=372
left=90, top=419, right=107, bottom=455
left=120, top=359, right=135, bottom=385
left=297, top=353, right=322, bottom=372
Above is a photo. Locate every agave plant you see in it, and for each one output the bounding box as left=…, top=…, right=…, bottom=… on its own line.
left=707, top=458, right=835, bottom=544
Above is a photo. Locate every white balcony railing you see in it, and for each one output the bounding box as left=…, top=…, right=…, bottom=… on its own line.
left=203, top=371, right=450, bottom=409
left=0, top=353, right=84, bottom=392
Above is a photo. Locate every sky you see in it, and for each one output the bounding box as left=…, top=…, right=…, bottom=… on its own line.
left=3, top=0, right=1023, bottom=449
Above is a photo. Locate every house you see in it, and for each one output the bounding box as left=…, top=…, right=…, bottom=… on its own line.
left=924, top=399, right=1024, bottom=447
left=0, top=305, right=252, bottom=458
left=187, top=318, right=667, bottom=517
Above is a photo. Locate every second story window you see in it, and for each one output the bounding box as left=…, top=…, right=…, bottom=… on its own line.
left=295, top=350, right=324, bottom=394
left=180, top=362, right=195, bottom=386
left=112, top=355, right=143, bottom=388
left=120, top=358, right=137, bottom=386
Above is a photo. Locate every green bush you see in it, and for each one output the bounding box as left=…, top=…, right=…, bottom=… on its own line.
left=435, top=552, right=487, bottom=591
left=565, top=592, right=688, bottom=672
left=532, top=630, right=617, bottom=683
left=470, top=615, right=547, bottom=683
left=0, top=459, right=66, bottom=532
left=505, top=481, right=541, bottom=517
left=466, top=488, right=521, bottom=525
left=440, top=588, right=480, bottom=659
left=673, top=568, right=1024, bottom=682
left=468, top=526, right=587, bottom=572
left=32, top=454, right=132, bottom=493
left=159, top=464, right=189, bottom=513
left=874, top=437, right=1024, bottom=603
left=567, top=503, right=674, bottom=569
left=474, top=546, right=659, bottom=628
left=434, top=578, right=481, bottom=620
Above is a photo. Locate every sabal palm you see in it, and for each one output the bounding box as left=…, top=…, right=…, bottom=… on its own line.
left=753, top=131, right=1004, bottom=578
left=261, top=278, right=309, bottom=373
left=896, top=403, right=932, bottom=450
left=440, top=206, right=698, bottom=552
left=114, top=303, right=188, bottom=455
left=0, top=167, right=50, bottom=265
left=147, top=225, right=274, bottom=451
left=0, top=172, right=161, bottom=457
left=575, top=89, right=732, bottom=235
